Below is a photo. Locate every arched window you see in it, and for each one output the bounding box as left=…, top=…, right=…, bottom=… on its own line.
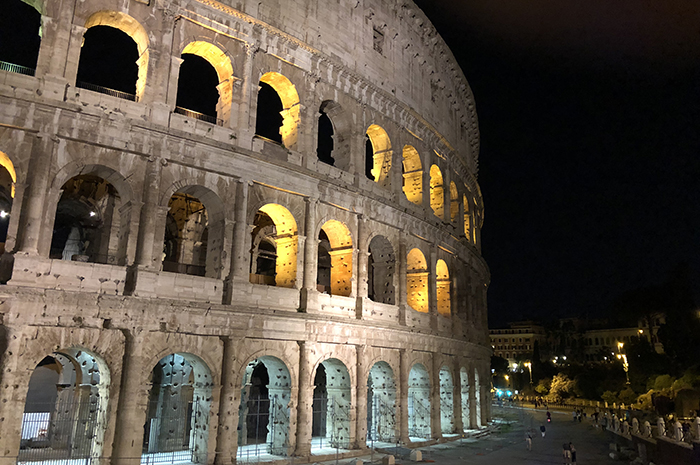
left=402, top=145, right=423, bottom=205
left=317, top=108, right=335, bottom=165
left=162, top=193, right=209, bottom=277
left=365, top=125, right=392, bottom=186
left=255, top=72, right=300, bottom=148
left=0, top=0, right=41, bottom=74
left=436, top=259, right=451, bottom=317
left=367, top=361, right=396, bottom=443
left=406, top=248, right=428, bottom=313
left=408, top=363, right=431, bottom=439
left=430, top=165, right=444, bottom=218
left=311, top=359, right=351, bottom=449
left=317, top=220, right=353, bottom=297
left=250, top=204, right=298, bottom=288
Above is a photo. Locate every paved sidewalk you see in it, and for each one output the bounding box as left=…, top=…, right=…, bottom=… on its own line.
left=316, top=406, right=616, bottom=465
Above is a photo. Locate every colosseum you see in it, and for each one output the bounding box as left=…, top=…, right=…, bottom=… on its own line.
left=0, top=0, right=489, bottom=463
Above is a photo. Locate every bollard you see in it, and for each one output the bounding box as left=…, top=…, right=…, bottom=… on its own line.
left=410, top=450, right=422, bottom=462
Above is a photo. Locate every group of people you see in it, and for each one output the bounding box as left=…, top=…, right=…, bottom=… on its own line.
left=524, top=410, right=577, bottom=463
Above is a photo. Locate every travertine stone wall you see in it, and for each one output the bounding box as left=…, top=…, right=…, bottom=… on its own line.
left=0, top=0, right=490, bottom=463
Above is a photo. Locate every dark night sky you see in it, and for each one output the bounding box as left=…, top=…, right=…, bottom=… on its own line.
left=413, top=0, right=700, bottom=326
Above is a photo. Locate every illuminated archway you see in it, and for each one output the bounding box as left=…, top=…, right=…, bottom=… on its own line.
left=463, top=193, right=472, bottom=242
left=367, top=361, right=396, bottom=443
left=429, top=165, right=444, bottom=218
left=81, top=11, right=150, bottom=100
left=311, top=358, right=351, bottom=449
left=436, top=259, right=450, bottom=317
left=0, top=151, right=16, bottom=253
left=318, top=220, right=353, bottom=297
left=406, top=248, right=428, bottom=313
left=250, top=204, right=298, bottom=288
left=439, top=366, right=454, bottom=434
left=365, top=125, right=392, bottom=186
left=258, top=72, right=300, bottom=148
left=449, top=182, right=458, bottom=223
left=402, top=145, right=422, bottom=205
left=407, top=363, right=430, bottom=439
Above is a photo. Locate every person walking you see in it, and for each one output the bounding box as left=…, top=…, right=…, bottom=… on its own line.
left=540, top=424, right=546, bottom=438
left=562, top=442, right=571, bottom=465
left=526, top=432, right=532, bottom=451
left=570, top=442, right=577, bottom=464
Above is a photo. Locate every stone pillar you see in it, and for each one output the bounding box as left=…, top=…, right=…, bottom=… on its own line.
left=295, top=342, right=313, bottom=456
left=15, top=133, right=54, bottom=255
left=236, top=43, right=258, bottom=150
left=397, top=235, right=407, bottom=325
left=428, top=246, right=438, bottom=330
left=214, top=337, right=236, bottom=465
left=166, top=55, right=184, bottom=108
left=355, top=344, right=368, bottom=448
left=430, top=356, right=442, bottom=440
left=469, top=372, right=478, bottom=429
left=398, top=349, right=410, bottom=444
left=300, top=197, right=318, bottom=311
left=356, top=215, right=369, bottom=300
left=63, top=24, right=87, bottom=89
left=134, top=157, right=163, bottom=269
left=223, top=180, right=250, bottom=303
left=453, top=360, right=464, bottom=433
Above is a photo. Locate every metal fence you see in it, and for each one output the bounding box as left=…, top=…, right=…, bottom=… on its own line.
left=0, top=60, right=35, bottom=76
left=19, top=399, right=100, bottom=465
left=174, top=107, right=221, bottom=126
left=142, top=399, right=199, bottom=465
left=367, top=397, right=395, bottom=444
left=76, top=81, right=136, bottom=101
left=407, top=395, right=430, bottom=439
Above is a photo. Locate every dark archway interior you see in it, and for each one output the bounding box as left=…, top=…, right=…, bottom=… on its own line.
left=76, top=25, right=139, bottom=94
left=176, top=54, right=219, bottom=118
left=311, top=364, right=327, bottom=437
left=255, top=82, right=283, bottom=143
left=0, top=0, right=41, bottom=69
left=365, top=136, right=374, bottom=180
left=317, top=111, right=335, bottom=165
left=317, top=230, right=331, bottom=293
left=245, top=362, right=270, bottom=444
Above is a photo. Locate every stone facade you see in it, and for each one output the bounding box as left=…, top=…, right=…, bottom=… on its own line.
left=0, top=0, right=489, bottom=464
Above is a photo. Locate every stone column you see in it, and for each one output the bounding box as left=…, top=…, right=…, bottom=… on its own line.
left=453, top=360, right=464, bottom=433
left=397, top=235, right=407, bottom=325
left=166, top=55, right=184, bottom=108
left=428, top=246, right=438, bottom=330
left=235, top=43, right=258, bottom=150
left=469, top=371, right=478, bottom=429
left=398, top=349, right=410, bottom=444
left=430, top=355, right=442, bottom=439
left=356, top=215, right=369, bottom=319
left=214, top=337, right=236, bottom=465
left=134, top=157, right=163, bottom=269
left=443, top=169, right=452, bottom=224
left=300, top=197, right=318, bottom=311
left=63, top=24, right=87, bottom=89
left=355, top=344, right=368, bottom=448
left=294, top=341, right=313, bottom=456
left=15, top=133, right=54, bottom=255
left=223, top=180, right=250, bottom=303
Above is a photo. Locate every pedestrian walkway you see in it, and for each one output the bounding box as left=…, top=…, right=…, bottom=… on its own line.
left=313, top=405, right=615, bottom=465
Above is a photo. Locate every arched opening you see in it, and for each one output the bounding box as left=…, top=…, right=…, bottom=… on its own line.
left=449, top=182, right=458, bottom=223
left=436, top=260, right=451, bottom=318
left=317, top=108, right=335, bottom=166
left=256, top=72, right=300, bottom=148
left=402, top=145, right=422, bottom=205
left=366, top=361, right=396, bottom=444
left=406, top=248, right=428, bottom=313
left=249, top=204, right=298, bottom=288
left=318, top=220, right=353, bottom=297
left=142, top=354, right=213, bottom=464
left=78, top=11, right=149, bottom=101
left=0, top=151, right=16, bottom=254
left=474, top=369, right=481, bottom=428
left=175, top=41, right=234, bottom=125
left=0, top=0, right=41, bottom=74
left=429, top=165, right=444, bottom=219
left=237, top=356, right=291, bottom=458
left=460, top=368, right=470, bottom=431
left=439, top=366, right=454, bottom=434
left=162, top=193, right=208, bottom=277
left=49, top=174, right=121, bottom=265
left=463, top=193, right=472, bottom=242
left=367, top=235, right=395, bottom=304
left=365, top=125, right=392, bottom=186
left=407, top=363, right=430, bottom=440
left=311, top=359, right=351, bottom=450
left=19, top=350, right=109, bottom=465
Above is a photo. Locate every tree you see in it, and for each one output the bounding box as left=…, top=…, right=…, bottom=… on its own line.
left=546, top=373, right=576, bottom=402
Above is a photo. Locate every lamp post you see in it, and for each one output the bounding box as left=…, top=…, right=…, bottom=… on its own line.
left=617, top=342, right=630, bottom=385
left=524, top=362, right=533, bottom=385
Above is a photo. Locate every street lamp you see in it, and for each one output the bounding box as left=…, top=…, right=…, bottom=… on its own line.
left=617, top=342, right=630, bottom=385
left=524, top=361, right=533, bottom=385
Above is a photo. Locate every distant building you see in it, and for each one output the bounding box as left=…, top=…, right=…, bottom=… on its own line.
left=489, top=321, right=546, bottom=364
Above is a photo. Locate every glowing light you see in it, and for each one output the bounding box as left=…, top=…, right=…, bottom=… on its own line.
left=0, top=211, right=7, bottom=218
left=89, top=211, right=97, bottom=217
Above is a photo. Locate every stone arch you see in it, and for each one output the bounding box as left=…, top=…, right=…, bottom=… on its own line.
left=449, top=181, right=458, bottom=223
left=142, top=353, right=213, bottom=464
left=429, top=165, right=444, bottom=219
left=407, top=363, right=430, bottom=439
left=81, top=11, right=150, bottom=100
left=177, top=41, right=234, bottom=123
left=439, top=365, right=454, bottom=434
left=48, top=164, right=135, bottom=265
left=366, top=361, right=396, bottom=443
left=459, top=367, right=470, bottom=431
left=436, top=259, right=450, bottom=317
left=317, top=100, right=352, bottom=171
left=238, top=355, right=292, bottom=457
left=406, top=248, right=428, bottom=313
left=19, top=348, right=110, bottom=464
left=0, top=151, right=16, bottom=253
left=318, top=220, right=353, bottom=297
left=257, top=72, right=300, bottom=149
left=367, top=234, right=395, bottom=305
left=311, top=358, right=352, bottom=449
left=402, top=145, right=423, bottom=205
left=161, top=184, right=225, bottom=279
left=250, top=203, right=298, bottom=288
left=365, top=124, right=392, bottom=186
left=463, top=192, right=472, bottom=242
